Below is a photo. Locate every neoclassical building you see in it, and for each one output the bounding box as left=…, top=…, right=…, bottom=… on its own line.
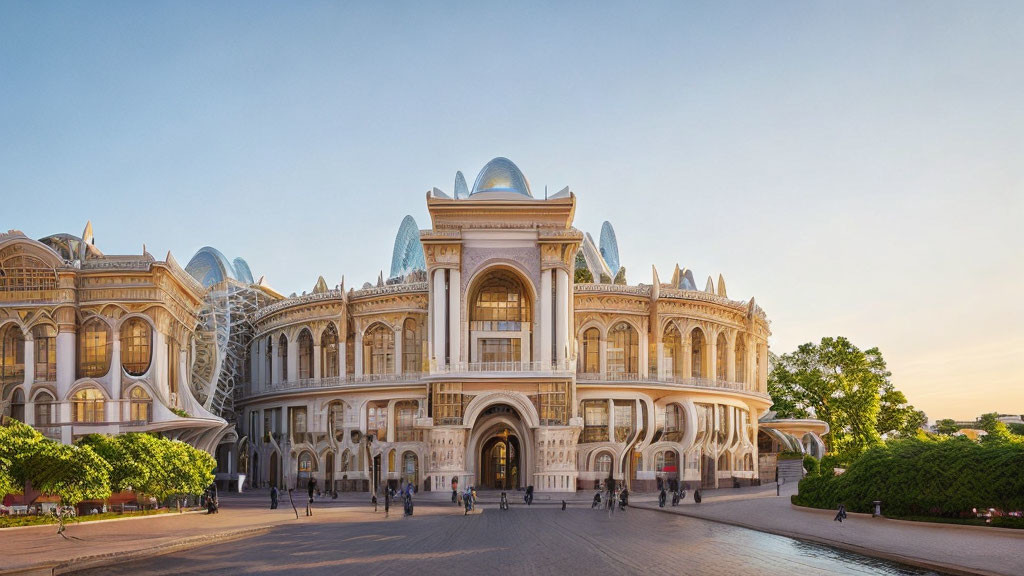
left=1, top=157, right=826, bottom=493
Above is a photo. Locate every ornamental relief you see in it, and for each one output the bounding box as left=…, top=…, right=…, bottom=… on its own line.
left=258, top=302, right=346, bottom=335
left=428, top=428, right=466, bottom=471
left=348, top=293, right=428, bottom=317
left=461, top=246, right=541, bottom=296
left=423, top=243, right=461, bottom=268
left=535, top=427, right=581, bottom=472
left=574, top=294, right=649, bottom=315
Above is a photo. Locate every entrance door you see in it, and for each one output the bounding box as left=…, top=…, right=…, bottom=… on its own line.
left=480, top=434, right=520, bottom=489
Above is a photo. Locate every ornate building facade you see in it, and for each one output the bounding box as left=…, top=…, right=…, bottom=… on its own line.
left=1, top=157, right=826, bottom=493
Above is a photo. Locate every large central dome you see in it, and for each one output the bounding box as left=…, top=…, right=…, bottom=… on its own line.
left=470, top=157, right=532, bottom=199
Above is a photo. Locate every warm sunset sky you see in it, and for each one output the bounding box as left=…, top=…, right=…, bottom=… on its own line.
left=2, top=2, right=1021, bottom=420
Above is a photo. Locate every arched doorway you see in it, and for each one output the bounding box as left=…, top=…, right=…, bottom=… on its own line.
left=480, top=430, right=521, bottom=490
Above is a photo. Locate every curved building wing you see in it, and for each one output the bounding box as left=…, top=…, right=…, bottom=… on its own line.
left=185, top=246, right=237, bottom=288
left=599, top=221, right=620, bottom=274
left=233, top=257, right=255, bottom=284
left=389, top=215, right=426, bottom=278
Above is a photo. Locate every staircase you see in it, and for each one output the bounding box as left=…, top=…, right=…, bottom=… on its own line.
left=777, top=459, right=805, bottom=486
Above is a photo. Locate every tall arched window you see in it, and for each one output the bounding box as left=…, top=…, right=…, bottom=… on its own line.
left=690, top=328, right=705, bottom=379
left=663, top=324, right=682, bottom=380
left=655, top=450, right=677, bottom=475
left=129, top=386, right=153, bottom=423
left=120, top=318, right=152, bottom=376
left=402, top=452, right=419, bottom=487
left=297, top=329, right=313, bottom=379
left=345, top=319, right=355, bottom=376
left=716, top=333, right=727, bottom=381
left=8, top=388, right=24, bottom=422
left=0, top=324, right=25, bottom=387
left=321, top=324, right=339, bottom=379
left=607, top=322, right=638, bottom=376
left=581, top=327, right=600, bottom=374
left=32, top=325, right=56, bottom=382
left=395, top=400, right=417, bottom=442
left=470, top=269, right=532, bottom=363
left=78, top=318, right=112, bottom=378
left=735, top=336, right=746, bottom=384
left=33, top=391, right=55, bottom=425
left=594, top=452, right=612, bottom=473
left=72, top=387, right=105, bottom=423
left=277, top=334, right=288, bottom=382
left=264, top=336, right=273, bottom=383
left=402, top=318, right=424, bottom=374
left=665, top=403, right=684, bottom=442
left=364, top=324, right=395, bottom=375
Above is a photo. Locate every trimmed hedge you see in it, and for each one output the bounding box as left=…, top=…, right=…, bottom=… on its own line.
left=793, top=437, right=1024, bottom=517
left=802, top=454, right=820, bottom=477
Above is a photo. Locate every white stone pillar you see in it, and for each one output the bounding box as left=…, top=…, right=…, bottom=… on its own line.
left=22, top=334, right=34, bottom=390
left=287, top=338, right=298, bottom=382
left=656, top=333, right=665, bottom=380
left=313, top=344, right=322, bottom=380
left=394, top=327, right=403, bottom=375
left=555, top=269, right=569, bottom=366
left=726, top=335, right=737, bottom=382
left=56, top=329, right=75, bottom=400
left=540, top=269, right=552, bottom=367
left=110, top=330, right=122, bottom=401
left=708, top=335, right=718, bottom=383
left=270, top=339, right=279, bottom=385
left=338, top=337, right=346, bottom=379
left=448, top=268, right=461, bottom=366
left=354, top=329, right=364, bottom=376
left=606, top=399, right=615, bottom=443
left=682, top=341, right=693, bottom=379
left=432, top=269, right=446, bottom=368
left=599, top=337, right=607, bottom=377
left=639, top=327, right=649, bottom=379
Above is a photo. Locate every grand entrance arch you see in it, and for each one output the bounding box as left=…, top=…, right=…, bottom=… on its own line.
left=464, top=392, right=539, bottom=491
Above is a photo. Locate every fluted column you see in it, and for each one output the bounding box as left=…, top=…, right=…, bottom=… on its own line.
left=432, top=269, right=446, bottom=368
left=708, top=335, right=718, bottom=383
left=393, top=327, right=403, bottom=375
left=682, top=340, right=693, bottom=379
left=599, top=336, right=607, bottom=377
left=448, top=268, right=461, bottom=365
left=540, top=269, right=552, bottom=367
left=287, top=338, right=298, bottom=382
left=354, top=329, right=364, bottom=376
left=726, top=334, right=737, bottom=382
left=110, top=329, right=122, bottom=401
left=555, top=269, right=569, bottom=366
left=313, top=344, right=322, bottom=380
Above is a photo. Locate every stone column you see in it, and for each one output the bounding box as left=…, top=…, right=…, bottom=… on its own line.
left=638, top=325, right=649, bottom=379
left=448, top=267, right=461, bottom=366
left=271, top=337, right=280, bottom=385
left=599, top=337, right=607, bottom=377
left=555, top=269, right=569, bottom=366
left=682, top=340, right=692, bottom=379
left=110, top=329, right=122, bottom=401
left=393, top=327, right=403, bottom=375
left=56, top=320, right=76, bottom=401
left=313, top=344, right=322, bottom=380
left=656, top=334, right=665, bottom=380
left=22, top=334, right=34, bottom=425
left=539, top=269, right=552, bottom=367
left=354, top=328, right=364, bottom=377
left=708, top=334, right=718, bottom=383
left=337, top=335, right=346, bottom=379
left=432, top=269, right=446, bottom=368
left=606, top=399, right=615, bottom=443
left=726, top=334, right=737, bottom=383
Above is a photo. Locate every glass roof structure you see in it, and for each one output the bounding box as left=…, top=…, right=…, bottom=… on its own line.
left=389, top=215, right=426, bottom=278
left=470, top=157, right=532, bottom=198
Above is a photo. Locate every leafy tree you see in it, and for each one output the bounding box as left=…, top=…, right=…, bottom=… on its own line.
left=154, top=439, right=216, bottom=511
left=768, top=337, right=891, bottom=459
left=976, top=413, right=1013, bottom=444
left=1008, top=422, right=1024, bottom=436
left=22, top=441, right=111, bottom=508
left=574, top=261, right=593, bottom=284
left=77, top=433, right=164, bottom=497
left=876, top=382, right=927, bottom=438
left=934, top=419, right=960, bottom=435
left=613, top=266, right=627, bottom=285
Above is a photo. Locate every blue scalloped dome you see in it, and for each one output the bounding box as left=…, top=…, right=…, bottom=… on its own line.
left=470, top=157, right=532, bottom=198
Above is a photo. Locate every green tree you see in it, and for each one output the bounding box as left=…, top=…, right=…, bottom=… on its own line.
left=77, top=433, right=164, bottom=497
left=153, top=439, right=216, bottom=511
left=1008, top=422, right=1024, bottom=436
left=574, top=252, right=593, bottom=284
left=613, top=266, right=627, bottom=285
left=976, top=413, right=1013, bottom=444
left=876, top=382, right=927, bottom=438
left=768, top=336, right=890, bottom=459
left=934, top=419, right=960, bottom=435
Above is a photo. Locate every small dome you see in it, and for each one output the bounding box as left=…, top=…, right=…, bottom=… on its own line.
left=470, top=157, right=532, bottom=198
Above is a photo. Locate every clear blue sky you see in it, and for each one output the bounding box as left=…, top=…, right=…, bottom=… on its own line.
left=2, top=1, right=1021, bottom=420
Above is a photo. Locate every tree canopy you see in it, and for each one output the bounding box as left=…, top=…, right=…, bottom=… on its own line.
left=768, top=336, right=924, bottom=459
left=1, top=420, right=111, bottom=506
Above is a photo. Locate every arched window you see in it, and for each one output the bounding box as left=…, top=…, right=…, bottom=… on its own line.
left=297, top=329, right=313, bottom=379
left=607, top=322, right=638, bottom=376
left=0, top=324, right=25, bottom=387
left=345, top=319, right=355, bottom=376
left=364, top=324, right=395, bottom=375
left=277, top=334, right=288, bottom=382
left=8, top=388, right=24, bottom=422
left=32, top=325, right=56, bottom=382
left=297, top=451, right=314, bottom=486
left=735, top=336, right=746, bottom=384
left=470, top=269, right=532, bottom=363
left=690, top=328, right=705, bottom=379
left=403, top=452, right=419, bottom=487
left=581, top=327, right=600, bottom=374
left=0, top=254, right=57, bottom=293
left=665, top=404, right=684, bottom=442
left=655, top=450, right=677, bottom=475
left=594, top=452, right=612, bottom=474
left=72, top=387, right=105, bottom=423
left=716, top=333, right=727, bottom=381
left=78, top=318, right=112, bottom=379
left=581, top=400, right=609, bottom=442
left=402, top=318, right=424, bottom=374
left=33, top=391, right=55, bottom=425
left=321, top=324, right=339, bottom=379
left=718, top=452, right=730, bottom=471
left=340, top=449, right=352, bottom=472
left=663, top=324, right=682, bottom=380
left=129, top=387, right=153, bottom=423
left=264, top=336, right=273, bottom=383
left=395, top=400, right=417, bottom=442
left=120, top=318, right=152, bottom=376
left=367, top=402, right=388, bottom=440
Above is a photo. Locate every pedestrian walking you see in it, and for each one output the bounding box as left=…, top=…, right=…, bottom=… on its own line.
left=306, top=477, right=317, bottom=517
left=618, top=488, right=628, bottom=511
left=270, top=486, right=279, bottom=510
left=834, top=503, right=848, bottom=523
left=384, top=489, right=391, bottom=518
left=659, top=487, right=667, bottom=508
left=561, top=500, right=566, bottom=511
left=524, top=485, right=534, bottom=506
left=372, top=493, right=378, bottom=512
left=592, top=491, right=601, bottom=509
left=500, top=491, right=509, bottom=511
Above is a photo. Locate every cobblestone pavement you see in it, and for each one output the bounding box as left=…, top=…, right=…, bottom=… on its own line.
left=74, top=504, right=939, bottom=576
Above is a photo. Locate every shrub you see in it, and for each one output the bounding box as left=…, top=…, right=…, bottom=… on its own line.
left=777, top=450, right=804, bottom=460
left=802, top=454, right=820, bottom=476
left=793, top=436, right=1024, bottom=518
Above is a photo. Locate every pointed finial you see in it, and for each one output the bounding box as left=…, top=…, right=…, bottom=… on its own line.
left=717, top=274, right=727, bottom=298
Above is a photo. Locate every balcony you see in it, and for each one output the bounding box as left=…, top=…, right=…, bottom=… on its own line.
left=576, top=372, right=768, bottom=397
left=427, top=360, right=576, bottom=379
left=245, top=373, right=426, bottom=399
